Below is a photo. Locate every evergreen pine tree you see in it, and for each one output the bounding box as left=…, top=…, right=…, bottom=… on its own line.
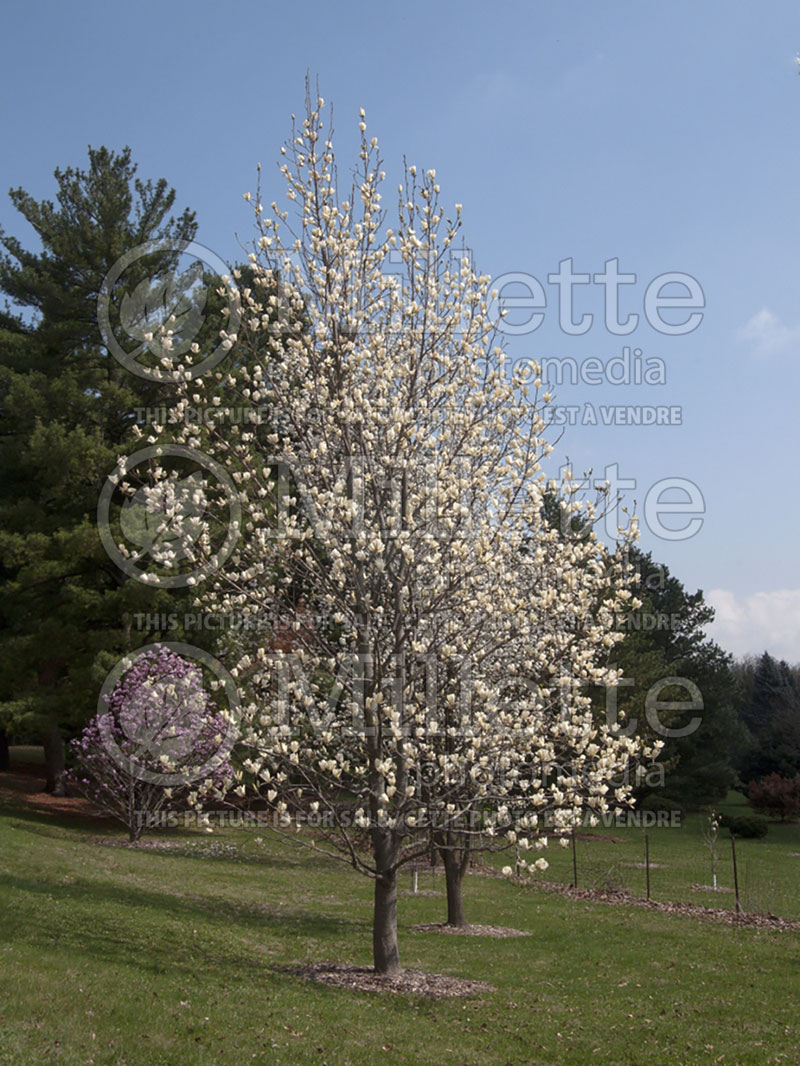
left=0, top=147, right=200, bottom=791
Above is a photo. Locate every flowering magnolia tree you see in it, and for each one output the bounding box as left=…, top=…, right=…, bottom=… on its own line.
left=69, top=645, right=233, bottom=840
left=140, top=88, right=656, bottom=973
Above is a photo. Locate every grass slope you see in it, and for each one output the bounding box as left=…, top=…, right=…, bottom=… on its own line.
left=0, top=796, right=799, bottom=1066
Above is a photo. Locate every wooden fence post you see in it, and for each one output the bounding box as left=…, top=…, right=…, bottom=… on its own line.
left=571, top=827, right=578, bottom=889
left=644, top=830, right=651, bottom=901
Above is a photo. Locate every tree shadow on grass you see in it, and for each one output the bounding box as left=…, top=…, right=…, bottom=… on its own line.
left=0, top=802, right=118, bottom=838
left=1, top=806, right=343, bottom=875
left=0, top=870, right=367, bottom=982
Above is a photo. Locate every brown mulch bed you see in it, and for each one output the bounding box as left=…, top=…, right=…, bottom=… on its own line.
left=409, top=922, right=530, bottom=938
left=273, top=963, right=493, bottom=998
left=0, top=768, right=116, bottom=828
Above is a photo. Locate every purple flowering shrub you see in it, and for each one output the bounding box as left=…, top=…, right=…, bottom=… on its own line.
left=69, top=645, right=235, bottom=840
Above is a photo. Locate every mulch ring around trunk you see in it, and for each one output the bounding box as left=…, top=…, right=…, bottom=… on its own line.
left=273, top=963, right=493, bottom=998
left=409, top=922, right=531, bottom=938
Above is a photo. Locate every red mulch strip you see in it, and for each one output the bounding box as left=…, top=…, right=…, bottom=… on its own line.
left=273, top=963, right=493, bottom=998
left=504, top=873, right=800, bottom=931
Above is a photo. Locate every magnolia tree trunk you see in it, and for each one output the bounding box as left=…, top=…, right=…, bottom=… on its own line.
left=373, top=870, right=400, bottom=975
left=0, top=729, right=9, bottom=772
left=439, top=833, right=471, bottom=927
left=442, top=852, right=469, bottom=927
left=43, top=722, right=66, bottom=796
left=127, top=777, right=140, bottom=843
left=372, top=828, right=401, bottom=975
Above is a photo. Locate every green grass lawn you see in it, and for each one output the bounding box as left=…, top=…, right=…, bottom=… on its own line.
left=1, top=794, right=799, bottom=1066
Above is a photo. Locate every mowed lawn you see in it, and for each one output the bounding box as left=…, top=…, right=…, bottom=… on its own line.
left=0, top=796, right=799, bottom=1066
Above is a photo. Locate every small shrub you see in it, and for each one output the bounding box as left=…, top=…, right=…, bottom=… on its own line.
left=719, top=813, right=768, bottom=839
left=638, top=793, right=684, bottom=815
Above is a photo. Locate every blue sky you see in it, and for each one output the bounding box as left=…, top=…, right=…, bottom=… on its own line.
left=2, top=0, right=799, bottom=660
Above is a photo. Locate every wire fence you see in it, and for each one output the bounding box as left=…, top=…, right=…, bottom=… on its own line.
left=396, top=822, right=800, bottom=921
left=528, top=828, right=800, bottom=921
